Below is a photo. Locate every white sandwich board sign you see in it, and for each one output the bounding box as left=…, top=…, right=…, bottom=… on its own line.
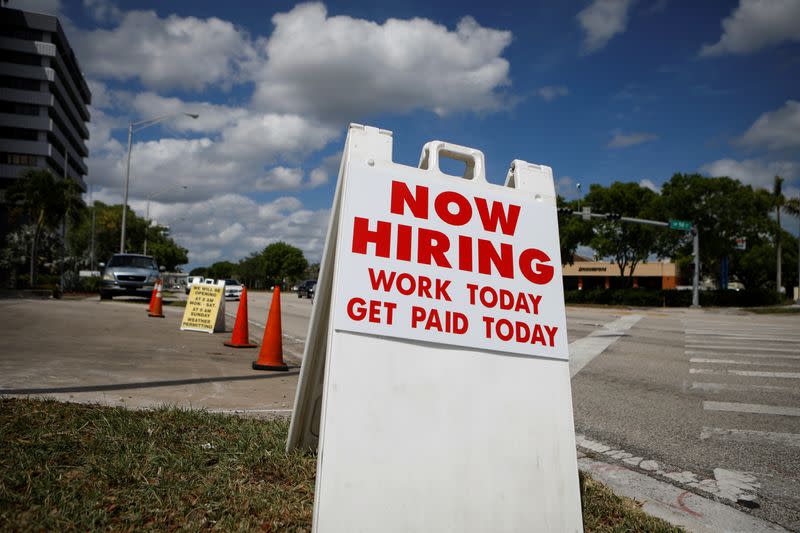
left=289, top=124, right=582, bottom=532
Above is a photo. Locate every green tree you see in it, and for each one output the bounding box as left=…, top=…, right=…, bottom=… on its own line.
left=190, top=267, right=209, bottom=277
left=556, top=196, right=593, bottom=265
left=260, top=242, right=308, bottom=287
left=6, top=169, right=85, bottom=287
left=583, top=182, right=662, bottom=287
left=657, top=173, right=775, bottom=288
left=236, top=253, right=263, bottom=289
left=207, top=261, right=237, bottom=280
left=69, top=202, right=187, bottom=271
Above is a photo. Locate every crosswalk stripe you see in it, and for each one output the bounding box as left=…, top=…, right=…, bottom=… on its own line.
left=690, top=368, right=800, bottom=379
left=690, top=381, right=794, bottom=393
left=689, top=358, right=800, bottom=368
left=686, top=332, right=800, bottom=342
left=686, top=350, right=800, bottom=360
left=703, top=401, right=800, bottom=417
left=686, top=344, right=799, bottom=354
left=700, top=426, right=800, bottom=447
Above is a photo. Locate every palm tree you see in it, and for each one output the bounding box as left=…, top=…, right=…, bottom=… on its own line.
left=6, top=169, right=85, bottom=287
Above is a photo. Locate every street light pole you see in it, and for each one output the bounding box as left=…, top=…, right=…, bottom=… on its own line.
left=118, top=112, right=199, bottom=254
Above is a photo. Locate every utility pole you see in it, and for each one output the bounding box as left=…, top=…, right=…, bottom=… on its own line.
left=692, top=227, right=700, bottom=308
left=775, top=176, right=783, bottom=297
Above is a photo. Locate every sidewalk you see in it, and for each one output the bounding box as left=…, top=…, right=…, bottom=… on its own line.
left=0, top=297, right=298, bottom=414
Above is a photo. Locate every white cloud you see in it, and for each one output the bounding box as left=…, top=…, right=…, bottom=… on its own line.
left=700, top=0, right=800, bottom=57
left=83, top=0, right=122, bottom=22
left=252, top=3, right=512, bottom=122
left=700, top=158, right=799, bottom=191
left=639, top=178, right=660, bottom=192
left=737, top=100, right=800, bottom=151
left=254, top=167, right=304, bottom=192
left=134, top=194, right=331, bottom=265
left=607, top=131, right=658, bottom=148
left=577, top=0, right=634, bottom=54
left=537, top=85, right=569, bottom=102
left=73, top=10, right=262, bottom=91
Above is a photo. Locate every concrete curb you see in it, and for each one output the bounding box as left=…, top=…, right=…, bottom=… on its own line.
left=579, top=455, right=787, bottom=532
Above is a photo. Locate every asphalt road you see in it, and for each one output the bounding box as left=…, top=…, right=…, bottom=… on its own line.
left=571, top=307, right=800, bottom=531
left=1, top=293, right=797, bottom=530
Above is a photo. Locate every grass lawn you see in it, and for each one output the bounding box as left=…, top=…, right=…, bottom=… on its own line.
left=1, top=399, right=682, bottom=532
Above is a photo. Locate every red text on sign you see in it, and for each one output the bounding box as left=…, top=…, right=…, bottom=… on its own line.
left=482, top=316, right=558, bottom=347
left=368, top=268, right=452, bottom=301
left=352, top=218, right=554, bottom=285
left=390, top=181, right=521, bottom=236
left=411, top=306, right=468, bottom=334
left=346, top=297, right=397, bottom=325
left=466, top=283, right=542, bottom=315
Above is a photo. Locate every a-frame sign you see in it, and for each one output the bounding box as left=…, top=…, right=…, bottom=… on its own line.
left=289, top=124, right=582, bottom=532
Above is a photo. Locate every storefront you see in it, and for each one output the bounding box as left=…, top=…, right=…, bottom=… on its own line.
left=562, top=259, right=678, bottom=290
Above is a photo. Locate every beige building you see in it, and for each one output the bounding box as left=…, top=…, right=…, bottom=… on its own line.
left=562, top=258, right=679, bottom=290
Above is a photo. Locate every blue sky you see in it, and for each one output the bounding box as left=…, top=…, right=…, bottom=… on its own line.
left=13, top=0, right=800, bottom=268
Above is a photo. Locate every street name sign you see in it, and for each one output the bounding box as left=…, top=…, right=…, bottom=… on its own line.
left=288, top=124, right=582, bottom=532
left=180, top=280, right=226, bottom=333
left=669, top=219, right=692, bottom=231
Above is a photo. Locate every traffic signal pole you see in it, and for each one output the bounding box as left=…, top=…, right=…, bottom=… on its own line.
left=561, top=209, right=699, bottom=306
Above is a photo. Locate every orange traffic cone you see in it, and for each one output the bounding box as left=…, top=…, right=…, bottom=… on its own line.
left=224, top=286, right=257, bottom=348
left=147, top=279, right=158, bottom=314
left=148, top=279, right=165, bottom=318
left=252, top=286, right=289, bottom=371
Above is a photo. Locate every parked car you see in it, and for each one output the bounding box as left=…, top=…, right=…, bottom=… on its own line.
left=223, top=279, right=243, bottom=300
left=99, top=254, right=162, bottom=300
left=297, top=279, right=317, bottom=299
left=186, top=275, right=204, bottom=294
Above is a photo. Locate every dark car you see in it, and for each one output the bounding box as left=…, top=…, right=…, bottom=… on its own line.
left=99, top=254, right=161, bottom=300
left=297, top=279, right=317, bottom=299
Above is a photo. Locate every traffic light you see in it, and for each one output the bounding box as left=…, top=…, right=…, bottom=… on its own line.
left=606, top=213, right=621, bottom=221
left=558, top=207, right=572, bottom=216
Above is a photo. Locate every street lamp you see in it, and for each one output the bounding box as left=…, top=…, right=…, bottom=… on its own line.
left=144, top=184, right=188, bottom=255
left=119, top=112, right=199, bottom=254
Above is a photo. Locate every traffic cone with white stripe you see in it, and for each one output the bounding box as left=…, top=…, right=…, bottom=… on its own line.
left=147, top=279, right=158, bottom=314
left=225, top=286, right=257, bottom=348
left=148, top=279, right=165, bottom=318
left=252, top=286, right=289, bottom=371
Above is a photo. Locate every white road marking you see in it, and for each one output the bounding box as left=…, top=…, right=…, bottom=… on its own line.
left=686, top=344, right=799, bottom=354
left=691, top=381, right=793, bottom=393
left=704, top=401, right=800, bottom=417
left=686, top=331, right=800, bottom=342
left=689, top=357, right=799, bottom=368
left=686, top=350, right=800, bottom=360
left=569, top=315, right=643, bottom=377
left=700, top=426, right=800, bottom=447
left=690, top=368, right=800, bottom=378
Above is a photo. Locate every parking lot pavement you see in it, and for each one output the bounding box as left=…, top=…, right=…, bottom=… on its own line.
left=0, top=297, right=298, bottom=415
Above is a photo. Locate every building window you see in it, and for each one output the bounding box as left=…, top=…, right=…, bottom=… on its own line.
left=0, top=25, right=44, bottom=41
left=1, top=50, right=43, bottom=67
left=0, top=75, right=42, bottom=91
left=0, top=153, right=39, bottom=166
left=0, top=126, right=39, bottom=141
left=0, top=101, right=40, bottom=116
